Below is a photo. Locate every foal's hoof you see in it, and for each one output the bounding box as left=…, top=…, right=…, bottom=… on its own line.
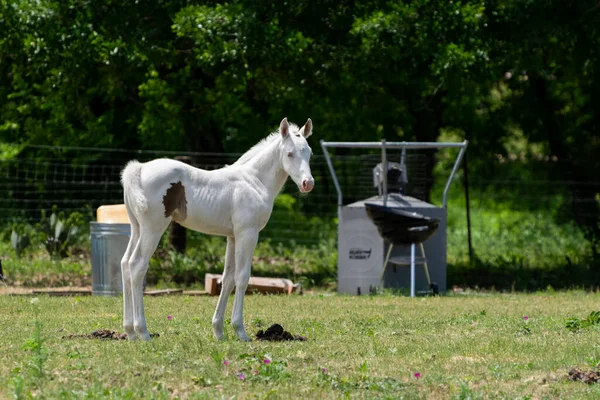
left=237, top=332, right=252, bottom=342
left=139, top=333, right=152, bottom=341
left=212, top=328, right=225, bottom=341
left=126, top=334, right=139, bottom=341
left=214, top=333, right=226, bottom=341
left=134, top=330, right=151, bottom=341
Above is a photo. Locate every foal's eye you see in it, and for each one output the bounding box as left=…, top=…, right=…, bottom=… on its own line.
left=287, top=152, right=294, bottom=158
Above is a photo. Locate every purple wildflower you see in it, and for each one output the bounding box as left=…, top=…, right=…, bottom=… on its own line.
left=223, top=360, right=229, bottom=366
left=523, top=316, right=529, bottom=322
left=264, top=359, right=271, bottom=365
left=167, top=315, right=172, bottom=320
left=414, top=372, right=421, bottom=379
left=321, top=368, right=327, bottom=374
left=238, top=373, right=245, bottom=381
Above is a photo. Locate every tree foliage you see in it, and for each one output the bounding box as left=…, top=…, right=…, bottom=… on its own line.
left=1, top=0, right=599, bottom=243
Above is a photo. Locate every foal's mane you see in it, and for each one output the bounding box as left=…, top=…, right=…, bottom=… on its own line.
left=232, top=123, right=300, bottom=166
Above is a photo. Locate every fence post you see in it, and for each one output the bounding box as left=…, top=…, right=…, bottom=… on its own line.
left=463, top=149, right=473, bottom=265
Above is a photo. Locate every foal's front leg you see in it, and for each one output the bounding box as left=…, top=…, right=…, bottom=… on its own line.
left=231, top=229, right=259, bottom=342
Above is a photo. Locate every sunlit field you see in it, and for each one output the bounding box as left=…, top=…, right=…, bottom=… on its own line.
left=2, top=291, right=600, bottom=399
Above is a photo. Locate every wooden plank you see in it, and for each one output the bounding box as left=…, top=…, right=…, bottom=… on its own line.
left=32, top=288, right=92, bottom=296
left=205, top=273, right=221, bottom=296
left=204, top=274, right=297, bottom=296
left=183, top=290, right=211, bottom=296
left=144, top=289, right=183, bottom=296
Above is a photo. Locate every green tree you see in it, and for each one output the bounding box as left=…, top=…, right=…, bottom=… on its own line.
left=1, top=0, right=599, bottom=250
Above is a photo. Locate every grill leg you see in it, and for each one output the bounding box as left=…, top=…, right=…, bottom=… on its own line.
left=380, top=243, right=394, bottom=290
left=420, top=243, right=431, bottom=286
left=410, top=243, right=415, bottom=298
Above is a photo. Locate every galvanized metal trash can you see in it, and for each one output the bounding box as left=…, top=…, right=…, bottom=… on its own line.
left=90, top=222, right=130, bottom=296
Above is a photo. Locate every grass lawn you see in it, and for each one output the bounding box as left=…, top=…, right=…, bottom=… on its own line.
left=2, top=291, right=600, bottom=399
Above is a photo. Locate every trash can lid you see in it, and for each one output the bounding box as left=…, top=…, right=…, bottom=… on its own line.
left=97, top=204, right=130, bottom=224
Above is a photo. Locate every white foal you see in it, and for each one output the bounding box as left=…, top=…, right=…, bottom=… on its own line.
left=120, top=118, right=314, bottom=341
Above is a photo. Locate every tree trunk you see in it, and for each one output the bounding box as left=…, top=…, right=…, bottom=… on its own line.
left=412, top=93, right=444, bottom=203
left=169, top=156, right=193, bottom=253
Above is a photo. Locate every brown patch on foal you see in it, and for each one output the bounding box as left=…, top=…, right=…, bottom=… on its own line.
left=163, top=181, right=187, bottom=221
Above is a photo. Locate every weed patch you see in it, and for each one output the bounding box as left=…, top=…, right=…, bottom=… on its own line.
left=565, top=311, right=600, bottom=333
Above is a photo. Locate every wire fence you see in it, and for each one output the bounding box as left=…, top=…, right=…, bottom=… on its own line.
left=0, top=145, right=437, bottom=244
left=1, top=144, right=599, bottom=267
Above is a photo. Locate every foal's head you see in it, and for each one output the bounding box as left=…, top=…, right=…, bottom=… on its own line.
left=279, top=117, right=314, bottom=193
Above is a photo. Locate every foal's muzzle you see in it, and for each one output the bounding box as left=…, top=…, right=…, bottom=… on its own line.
left=300, top=177, right=314, bottom=193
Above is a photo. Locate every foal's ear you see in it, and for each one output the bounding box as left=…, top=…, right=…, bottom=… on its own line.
left=302, top=118, right=313, bottom=138
left=280, top=117, right=289, bottom=137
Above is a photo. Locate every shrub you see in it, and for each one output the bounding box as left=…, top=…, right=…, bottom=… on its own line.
left=37, top=207, right=85, bottom=259
left=10, top=223, right=31, bottom=258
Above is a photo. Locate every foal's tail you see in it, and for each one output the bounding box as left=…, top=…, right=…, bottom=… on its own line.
left=121, top=160, right=148, bottom=216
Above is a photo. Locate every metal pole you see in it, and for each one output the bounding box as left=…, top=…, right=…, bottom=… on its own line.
left=463, top=150, right=474, bottom=264
left=320, top=141, right=467, bottom=149
left=400, top=146, right=407, bottom=168
left=442, top=142, right=468, bottom=208
left=381, top=244, right=394, bottom=289
left=400, top=146, right=408, bottom=194
left=420, top=243, right=432, bottom=285
left=321, top=140, right=469, bottom=208
left=321, top=140, right=468, bottom=208
left=320, top=140, right=343, bottom=207
left=381, top=139, right=388, bottom=206
left=410, top=243, right=416, bottom=298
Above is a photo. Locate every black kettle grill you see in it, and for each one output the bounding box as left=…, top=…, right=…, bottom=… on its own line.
left=364, top=202, right=440, bottom=295
left=364, top=203, right=439, bottom=245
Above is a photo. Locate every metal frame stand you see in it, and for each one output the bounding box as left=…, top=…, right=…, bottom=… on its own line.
left=320, top=139, right=467, bottom=296
left=319, top=140, right=468, bottom=210
left=382, top=242, right=431, bottom=297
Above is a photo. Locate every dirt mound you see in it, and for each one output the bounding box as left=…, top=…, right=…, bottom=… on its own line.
left=568, top=368, right=600, bottom=384
left=255, top=324, right=307, bottom=341
left=63, top=330, right=159, bottom=340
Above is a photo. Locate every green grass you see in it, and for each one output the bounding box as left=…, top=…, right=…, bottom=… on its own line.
left=444, top=193, right=592, bottom=269
left=2, top=291, right=600, bottom=399
left=443, top=194, right=598, bottom=291
left=0, top=234, right=338, bottom=290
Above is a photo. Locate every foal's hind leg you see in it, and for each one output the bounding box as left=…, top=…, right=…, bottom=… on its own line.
left=120, top=206, right=140, bottom=340
left=129, top=222, right=168, bottom=341
left=212, top=236, right=236, bottom=340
